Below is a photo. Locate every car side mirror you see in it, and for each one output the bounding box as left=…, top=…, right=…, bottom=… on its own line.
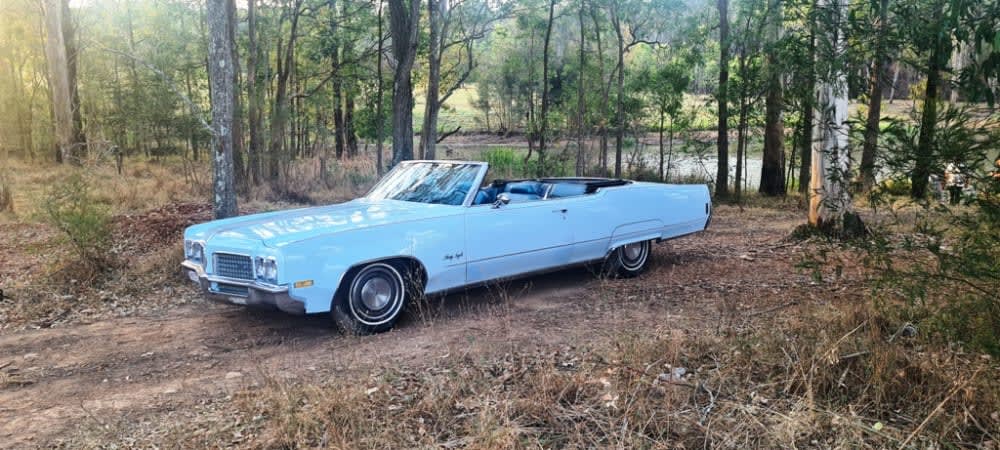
left=493, top=193, right=511, bottom=208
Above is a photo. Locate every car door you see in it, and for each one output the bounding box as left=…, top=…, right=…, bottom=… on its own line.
left=464, top=198, right=573, bottom=284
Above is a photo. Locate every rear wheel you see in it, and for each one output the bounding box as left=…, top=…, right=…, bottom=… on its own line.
left=604, top=240, right=652, bottom=278
left=332, top=262, right=412, bottom=335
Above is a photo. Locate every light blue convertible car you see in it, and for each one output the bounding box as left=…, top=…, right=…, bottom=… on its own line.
left=182, top=160, right=711, bottom=334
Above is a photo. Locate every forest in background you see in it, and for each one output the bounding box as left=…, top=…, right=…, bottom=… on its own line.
left=3, top=0, right=997, bottom=206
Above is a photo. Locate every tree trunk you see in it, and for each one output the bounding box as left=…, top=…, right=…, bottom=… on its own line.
left=346, top=93, right=358, bottom=157
left=61, top=0, right=86, bottom=160
left=860, top=0, right=889, bottom=191
left=590, top=6, right=609, bottom=174
left=576, top=2, right=586, bottom=176
left=227, top=0, right=245, bottom=192
left=247, top=0, right=262, bottom=185
left=658, top=106, right=665, bottom=181
left=910, top=46, right=943, bottom=199
left=42, top=0, right=73, bottom=164
left=809, top=0, right=853, bottom=230
left=333, top=54, right=345, bottom=159
left=760, top=0, right=785, bottom=196
left=666, top=119, right=675, bottom=182
left=419, top=0, right=442, bottom=160
left=612, top=11, right=625, bottom=178
left=888, top=62, right=899, bottom=103
left=797, top=16, right=816, bottom=195
left=267, top=0, right=302, bottom=181
left=538, top=0, right=556, bottom=176
left=206, top=0, right=239, bottom=219
left=715, top=0, right=730, bottom=198
left=376, top=0, right=385, bottom=175
left=388, top=0, right=420, bottom=166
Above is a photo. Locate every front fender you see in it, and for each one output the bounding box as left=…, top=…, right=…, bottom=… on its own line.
left=279, top=213, right=465, bottom=314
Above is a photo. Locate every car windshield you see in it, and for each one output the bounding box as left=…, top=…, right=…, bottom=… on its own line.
left=366, top=162, right=481, bottom=206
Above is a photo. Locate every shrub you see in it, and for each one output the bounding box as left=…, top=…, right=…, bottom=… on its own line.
left=43, top=173, right=115, bottom=272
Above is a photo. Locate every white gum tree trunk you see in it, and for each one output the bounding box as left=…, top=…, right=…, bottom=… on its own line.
left=809, top=0, right=852, bottom=228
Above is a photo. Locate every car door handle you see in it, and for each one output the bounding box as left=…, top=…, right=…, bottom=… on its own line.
left=553, top=209, right=568, bottom=214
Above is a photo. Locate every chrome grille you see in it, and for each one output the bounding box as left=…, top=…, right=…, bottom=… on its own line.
left=214, top=253, right=253, bottom=280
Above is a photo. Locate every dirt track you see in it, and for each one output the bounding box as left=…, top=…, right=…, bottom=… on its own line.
left=0, top=206, right=828, bottom=448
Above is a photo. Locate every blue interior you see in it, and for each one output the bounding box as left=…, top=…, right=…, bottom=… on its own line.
left=472, top=180, right=591, bottom=205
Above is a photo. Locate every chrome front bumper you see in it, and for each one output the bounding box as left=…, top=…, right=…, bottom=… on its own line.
left=181, top=260, right=305, bottom=315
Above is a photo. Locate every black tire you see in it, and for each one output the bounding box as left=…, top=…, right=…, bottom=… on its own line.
left=604, top=240, right=652, bottom=278
left=332, top=262, right=414, bottom=335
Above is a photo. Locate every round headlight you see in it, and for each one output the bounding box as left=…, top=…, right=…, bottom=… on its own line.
left=264, top=259, right=278, bottom=282
left=185, top=241, right=204, bottom=263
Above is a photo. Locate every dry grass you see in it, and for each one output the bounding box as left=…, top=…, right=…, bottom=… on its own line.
left=72, top=296, right=997, bottom=449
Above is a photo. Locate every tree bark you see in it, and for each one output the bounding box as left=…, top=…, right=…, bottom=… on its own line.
left=419, top=0, right=442, bottom=160
left=376, top=0, right=385, bottom=175
left=715, top=0, right=730, bottom=198
left=42, top=0, right=74, bottom=164
left=809, top=0, right=852, bottom=229
left=612, top=7, right=625, bottom=178
left=61, top=0, right=85, bottom=160
left=797, top=15, right=816, bottom=195
left=227, top=0, right=245, bottom=192
left=267, top=0, right=302, bottom=181
left=910, top=42, right=944, bottom=199
left=590, top=6, right=609, bottom=174
left=247, top=0, right=262, bottom=185
left=658, top=105, right=665, bottom=181
left=346, top=93, right=358, bottom=157
left=388, top=0, right=420, bottom=166
left=576, top=1, right=586, bottom=176
left=538, top=0, right=556, bottom=176
left=760, top=0, right=785, bottom=196
left=860, top=0, right=889, bottom=191
left=206, top=0, right=239, bottom=219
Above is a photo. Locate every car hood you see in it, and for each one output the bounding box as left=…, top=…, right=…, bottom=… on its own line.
left=187, top=199, right=461, bottom=248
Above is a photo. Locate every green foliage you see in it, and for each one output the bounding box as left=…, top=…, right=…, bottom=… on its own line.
left=43, top=173, right=114, bottom=272
left=863, top=107, right=1000, bottom=356
left=482, top=146, right=572, bottom=179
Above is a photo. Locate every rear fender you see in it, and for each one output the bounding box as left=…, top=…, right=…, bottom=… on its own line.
left=608, top=220, right=664, bottom=251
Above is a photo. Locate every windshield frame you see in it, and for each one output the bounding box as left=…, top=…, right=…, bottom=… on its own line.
left=364, top=160, right=489, bottom=207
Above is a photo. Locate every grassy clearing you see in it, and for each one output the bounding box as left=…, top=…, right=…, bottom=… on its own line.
left=63, top=288, right=999, bottom=448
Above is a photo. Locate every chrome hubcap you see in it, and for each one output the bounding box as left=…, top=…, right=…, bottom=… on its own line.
left=623, top=243, right=644, bottom=262
left=360, top=278, right=393, bottom=310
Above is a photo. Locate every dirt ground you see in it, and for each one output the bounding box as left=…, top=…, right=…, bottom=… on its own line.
left=0, top=205, right=851, bottom=448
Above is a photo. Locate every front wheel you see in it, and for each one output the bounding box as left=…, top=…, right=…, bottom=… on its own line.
left=332, top=262, right=410, bottom=335
left=604, top=240, right=652, bottom=278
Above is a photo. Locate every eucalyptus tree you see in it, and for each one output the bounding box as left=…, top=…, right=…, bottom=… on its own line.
left=715, top=0, right=730, bottom=197
left=897, top=0, right=1000, bottom=198
left=42, top=0, right=75, bottom=164
left=206, top=0, right=238, bottom=219
left=858, top=0, right=891, bottom=191
left=809, top=0, right=857, bottom=232
left=605, top=0, right=678, bottom=177
left=388, top=0, right=420, bottom=166
left=419, top=0, right=508, bottom=160
left=759, top=0, right=785, bottom=196
left=636, top=55, right=690, bottom=181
